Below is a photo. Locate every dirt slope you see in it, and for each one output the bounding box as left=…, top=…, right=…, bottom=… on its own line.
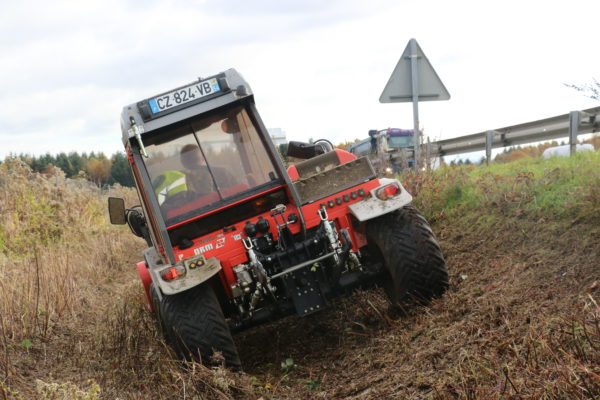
left=234, top=214, right=600, bottom=399
left=1, top=167, right=599, bottom=399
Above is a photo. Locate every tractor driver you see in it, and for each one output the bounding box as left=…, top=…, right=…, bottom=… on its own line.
left=179, top=144, right=235, bottom=197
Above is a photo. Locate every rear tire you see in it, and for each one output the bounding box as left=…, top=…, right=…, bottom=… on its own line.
left=367, top=205, right=448, bottom=306
left=160, top=283, right=242, bottom=370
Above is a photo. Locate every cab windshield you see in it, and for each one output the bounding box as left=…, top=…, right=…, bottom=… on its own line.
left=143, top=106, right=280, bottom=226
left=387, top=135, right=413, bottom=149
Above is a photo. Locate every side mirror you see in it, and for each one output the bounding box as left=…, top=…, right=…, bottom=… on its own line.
left=287, top=141, right=325, bottom=159
left=108, top=197, right=126, bottom=225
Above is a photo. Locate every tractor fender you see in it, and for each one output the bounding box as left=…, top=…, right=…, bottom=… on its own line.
left=137, top=261, right=154, bottom=312
left=141, top=247, right=222, bottom=296
left=150, top=257, right=222, bottom=296
left=348, top=178, right=413, bottom=222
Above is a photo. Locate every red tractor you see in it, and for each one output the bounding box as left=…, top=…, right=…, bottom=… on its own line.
left=108, top=69, right=448, bottom=369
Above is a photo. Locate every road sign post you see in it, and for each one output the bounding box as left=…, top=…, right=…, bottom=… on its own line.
left=380, top=38, right=450, bottom=171
left=410, top=40, right=420, bottom=169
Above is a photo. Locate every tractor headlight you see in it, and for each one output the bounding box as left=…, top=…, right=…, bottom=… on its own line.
left=184, top=255, right=206, bottom=270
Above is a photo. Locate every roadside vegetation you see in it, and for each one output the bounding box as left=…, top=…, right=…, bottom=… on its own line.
left=0, top=152, right=598, bottom=399
left=2, top=151, right=134, bottom=188
left=406, top=149, right=600, bottom=222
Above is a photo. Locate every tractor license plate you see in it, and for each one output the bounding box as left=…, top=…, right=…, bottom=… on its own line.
left=148, top=78, right=221, bottom=114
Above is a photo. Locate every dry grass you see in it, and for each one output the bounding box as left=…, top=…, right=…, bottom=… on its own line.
left=1, top=156, right=599, bottom=399
left=0, top=159, right=136, bottom=342
left=0, top=159, right=255, bottom=399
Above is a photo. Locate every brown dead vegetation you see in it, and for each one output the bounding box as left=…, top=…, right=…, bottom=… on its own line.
left=235, top=215, right=600, bottom=399
left=0, top=159, right=598, bottom=399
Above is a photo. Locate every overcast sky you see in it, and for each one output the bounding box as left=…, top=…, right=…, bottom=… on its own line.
left=1, top=0, right=598, bottom=159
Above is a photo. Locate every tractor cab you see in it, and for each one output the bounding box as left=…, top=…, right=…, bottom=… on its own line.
left=142, top=105, right=281, bottom=225
left=114, top=69, right=300, bottom=268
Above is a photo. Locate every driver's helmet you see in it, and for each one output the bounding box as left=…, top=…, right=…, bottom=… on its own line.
left=152, top=170, right=187, bottom=205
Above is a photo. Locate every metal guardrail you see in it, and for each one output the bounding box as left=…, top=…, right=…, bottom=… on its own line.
left=428, top=106, right=600, bottom=162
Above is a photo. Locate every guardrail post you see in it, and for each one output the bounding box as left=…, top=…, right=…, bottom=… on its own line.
left=569, top=111, right=580, bottom=156
left=426, top=137, right=432, bottom=170
left=485, top=130, right=494, bottom=165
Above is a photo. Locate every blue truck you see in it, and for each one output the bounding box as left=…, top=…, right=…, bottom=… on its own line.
left=347, top=128, right=415, bottom=174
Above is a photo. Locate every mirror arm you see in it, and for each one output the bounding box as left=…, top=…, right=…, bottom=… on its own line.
left=128, top=117, right=148, bottom=158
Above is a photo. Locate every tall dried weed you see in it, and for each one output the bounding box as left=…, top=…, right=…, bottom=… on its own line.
left=0, top=159, right=142, bottom=395
left=0, top=159, right=252, bottom=399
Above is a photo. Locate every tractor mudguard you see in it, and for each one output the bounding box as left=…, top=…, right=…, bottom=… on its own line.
left=348, top=178, right=412, bottom=222
left=142, top=247, right=222, bottom=296
left=137, top=261, right=154, bottom=312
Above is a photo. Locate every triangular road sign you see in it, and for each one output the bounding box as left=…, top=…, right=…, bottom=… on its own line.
left=380, top=39, right=450, bottom=103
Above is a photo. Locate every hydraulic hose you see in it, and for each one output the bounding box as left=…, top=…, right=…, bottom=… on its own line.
left=330, top=229, right=352, bottom=287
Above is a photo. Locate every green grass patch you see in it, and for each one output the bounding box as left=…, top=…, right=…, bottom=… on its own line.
left=404, top=150, right=600, bottom=223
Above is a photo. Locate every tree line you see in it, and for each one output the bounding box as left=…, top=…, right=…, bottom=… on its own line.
left=3, top=151, right=134, bottom=187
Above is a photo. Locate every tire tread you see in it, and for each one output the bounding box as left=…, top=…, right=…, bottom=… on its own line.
left=367, top=205, right=449, bottom=305
left=160, top=283, right=242, bottom=369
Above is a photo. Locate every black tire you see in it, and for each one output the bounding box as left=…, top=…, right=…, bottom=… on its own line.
left=367, top=205, right=449, bottom=306
left=149, top=284, right=167, bottom=335
left=160, top=283, right=242, bottom=370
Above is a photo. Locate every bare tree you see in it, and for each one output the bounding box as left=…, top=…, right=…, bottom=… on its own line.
left=564, top=78, right=600, bottom=101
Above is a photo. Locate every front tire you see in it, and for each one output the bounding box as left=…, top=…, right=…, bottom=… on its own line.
left=150, top=284, right=167, bottom=335
left=160, top=283, right=242, bottom=369
left=367, top=205, right=449, bottom=306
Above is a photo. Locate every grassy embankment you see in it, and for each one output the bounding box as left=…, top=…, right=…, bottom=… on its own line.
left=0, top=152, right=599, bottom=399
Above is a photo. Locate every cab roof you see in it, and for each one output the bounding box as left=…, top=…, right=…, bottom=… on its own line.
left=120, top=68, right=253, bottom=146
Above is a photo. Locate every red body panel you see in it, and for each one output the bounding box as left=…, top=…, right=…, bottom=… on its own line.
left=287, top=165, right=300, bottom=181
left=170, top=178, right=380, bottom=297
left=166, top=185, right=285, bottom=230
left=166, top=184, right=250, bottom=220
left=334, top=149, right=357, bottom=164
left=142, top=149, right=378, bottom=302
